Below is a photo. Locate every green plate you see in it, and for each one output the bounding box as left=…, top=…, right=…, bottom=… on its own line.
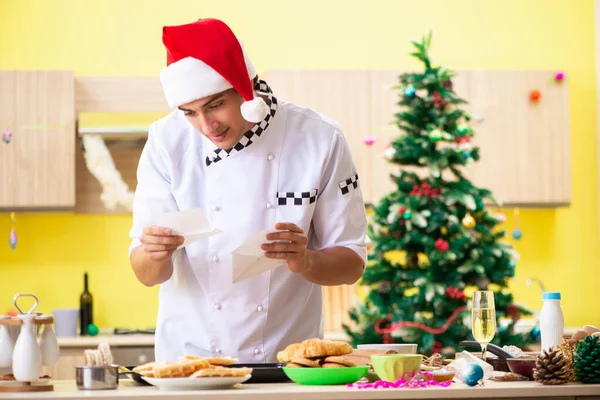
left=282, top=366, right=369, bottom=385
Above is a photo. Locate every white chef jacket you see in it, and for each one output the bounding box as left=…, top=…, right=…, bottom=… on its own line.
left=129, top=95, right=369, bottom=363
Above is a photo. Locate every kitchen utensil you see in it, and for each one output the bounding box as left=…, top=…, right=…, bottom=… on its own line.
left=0, top=317, right=13, bottom=368
left=459, top=340, right=538, bottom=376
left=459, top=340, right=515, bottom=359
left=357, top=343, right=417, bottom=353
left=282, top=366, right=369, bottom=385
left=76, top=365, right=119, bottom=390
left=506, top=358, right=537, bottom=380
left=370, top=354, right=422, bottom=382
left=39, top=323, right=59, bottom=366
left=0, top=294, right=56, bottom=393
left=12, top=310, right=42, bottom=382
left=120, top=366, right=151, bottom=385
left=227, top=363, right=289, bottom=383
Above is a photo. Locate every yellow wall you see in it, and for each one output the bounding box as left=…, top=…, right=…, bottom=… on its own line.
left=0, top=0, right=598, bottom=331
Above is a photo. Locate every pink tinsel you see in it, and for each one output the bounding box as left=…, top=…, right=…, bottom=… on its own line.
left=347, top=371, right=452, bottom=390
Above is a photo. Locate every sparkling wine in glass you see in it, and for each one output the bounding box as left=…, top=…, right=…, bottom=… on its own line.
left=471, top=290, right=496, bottom=362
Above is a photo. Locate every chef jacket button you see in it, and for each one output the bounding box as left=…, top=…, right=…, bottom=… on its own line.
left=212, top=255, right=219, bottom=263
left=266, top=202, right=273, bottom=209
left=254, top=348, right=261, bottom=355
left=213, top=205, right=221, bottom=211
left=267, top=154, right=274, bottom=161
left=215, top=348, right=222, bottom=355
left=257, top=305, right=264, bottom=312
left=214, top=303, right=222, bottom=310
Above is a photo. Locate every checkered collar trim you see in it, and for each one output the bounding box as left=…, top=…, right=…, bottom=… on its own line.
left=205, top=80, right=278, bottom=167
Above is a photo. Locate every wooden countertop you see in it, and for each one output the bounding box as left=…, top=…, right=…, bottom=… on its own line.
left=56, top=332, right=349, bottom=348
left=57, top=335, right=155, bottom=348
left=1, top=379, right=599, bottom=400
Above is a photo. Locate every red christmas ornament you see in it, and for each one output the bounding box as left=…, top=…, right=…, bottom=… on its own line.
left=507, top=304, right=520, bottom=321
left=432, top=340, right=443, bottom=354
left=398, top=206, right=406, bottom=215
left=410, top=183, right=442, bottom=199
left=456, top=135, right=471, bottom=144
left=529, top=89, right=541, bottom=102
left=445, top=286, right=466, bottom=300
left=431, top=91, right=446, bottom=108
left=382, top=334, right=395, bottom=344
left=435, top=238, right=449, bottom=252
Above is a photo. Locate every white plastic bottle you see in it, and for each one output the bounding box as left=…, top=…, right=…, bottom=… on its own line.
left=539, top=292, right=564, bottom=353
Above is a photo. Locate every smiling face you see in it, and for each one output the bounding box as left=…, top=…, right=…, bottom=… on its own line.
left=178, top=89, right=254, bottom=149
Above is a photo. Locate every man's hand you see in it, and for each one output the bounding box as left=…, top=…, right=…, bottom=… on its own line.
left=262, top=222, right=308, bottom=273
left=140, top=226, right=184, bottom=261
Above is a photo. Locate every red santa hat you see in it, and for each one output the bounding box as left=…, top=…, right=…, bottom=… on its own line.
left=160, top=18, right=269, bottom=123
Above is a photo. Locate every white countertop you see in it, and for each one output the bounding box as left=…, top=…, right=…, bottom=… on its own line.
left=1, top=379, right=600, bottom=400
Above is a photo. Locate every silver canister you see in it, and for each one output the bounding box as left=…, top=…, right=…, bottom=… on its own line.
left=76, top=365, right=119, bottom=390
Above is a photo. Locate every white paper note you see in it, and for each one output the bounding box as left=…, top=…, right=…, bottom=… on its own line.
left=232, top=229, right=286, bottom=283
left=155, top=208, right=222, bottom=290
left=155, top=208, right=222, bottom=249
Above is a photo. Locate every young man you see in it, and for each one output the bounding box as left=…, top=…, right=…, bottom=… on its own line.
left=129, top=18, right=369, bottom=363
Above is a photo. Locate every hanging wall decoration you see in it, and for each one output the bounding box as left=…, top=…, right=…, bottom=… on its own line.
left=2, top=128, right=12, bottom=144
left=529, top=89, right=541, bottom=102
left=512, top=208, right=523, bottom=240
left=8, top=212, right=17, bottom=251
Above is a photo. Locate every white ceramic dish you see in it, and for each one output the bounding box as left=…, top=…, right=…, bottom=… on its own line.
left=356, top=343, right=418, bottom=353
left=142, top=374, right=251, bottom=390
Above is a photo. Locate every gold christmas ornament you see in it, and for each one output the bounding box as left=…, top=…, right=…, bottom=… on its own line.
left=441, top=227, right=448, bottom=235
left=462, top=214, right=476, bottom=229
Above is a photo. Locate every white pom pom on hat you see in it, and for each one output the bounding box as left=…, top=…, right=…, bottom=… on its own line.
left=240, top=97, right=269, bottom=123
left=159, top=18, right=266, bottom=123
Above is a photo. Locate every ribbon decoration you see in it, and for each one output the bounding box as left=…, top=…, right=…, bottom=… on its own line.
left=375, top=305, right=468, bottom=335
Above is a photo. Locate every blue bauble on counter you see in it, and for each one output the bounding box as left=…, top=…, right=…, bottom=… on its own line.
left=462, top=362, right=484, bottom=387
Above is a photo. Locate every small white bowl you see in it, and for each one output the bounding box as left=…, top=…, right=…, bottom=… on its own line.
left=356, top=344, right=417, bottom=354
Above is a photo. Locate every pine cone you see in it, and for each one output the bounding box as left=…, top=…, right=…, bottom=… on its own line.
left=557, top=338, right=578, bottom=382
left=574, top=335, right=600, bottom=383
left=534, top=347, right=573, bottom=385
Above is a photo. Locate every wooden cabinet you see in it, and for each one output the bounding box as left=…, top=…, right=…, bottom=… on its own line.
left=0, top=71, right=75, bottom=210
left=264, top=70, right=571, bottom=207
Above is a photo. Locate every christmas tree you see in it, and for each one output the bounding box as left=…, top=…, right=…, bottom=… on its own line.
left=343, top=32, right=538, bottom=356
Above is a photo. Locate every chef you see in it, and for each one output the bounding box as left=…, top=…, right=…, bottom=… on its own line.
left=128, top=18, right=369, bottom=363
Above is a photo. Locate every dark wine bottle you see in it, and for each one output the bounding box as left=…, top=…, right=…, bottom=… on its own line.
left=79, top=272, right=93, bottom=335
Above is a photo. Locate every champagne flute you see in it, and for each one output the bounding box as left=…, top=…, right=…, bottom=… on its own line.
left=471, top=290, right=496, bottom=362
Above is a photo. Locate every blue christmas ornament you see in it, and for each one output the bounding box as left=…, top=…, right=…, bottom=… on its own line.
left=461, top=362, right=484, bottom=387
left=508, top=260, right=516, bottom=268
left=463, top=152, right=470, bottom=159
left=405, top=86, right=416, bottom=97
left=512, top=229, right=522, bottom=240
left=532, top=326, right=541, bottom=341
